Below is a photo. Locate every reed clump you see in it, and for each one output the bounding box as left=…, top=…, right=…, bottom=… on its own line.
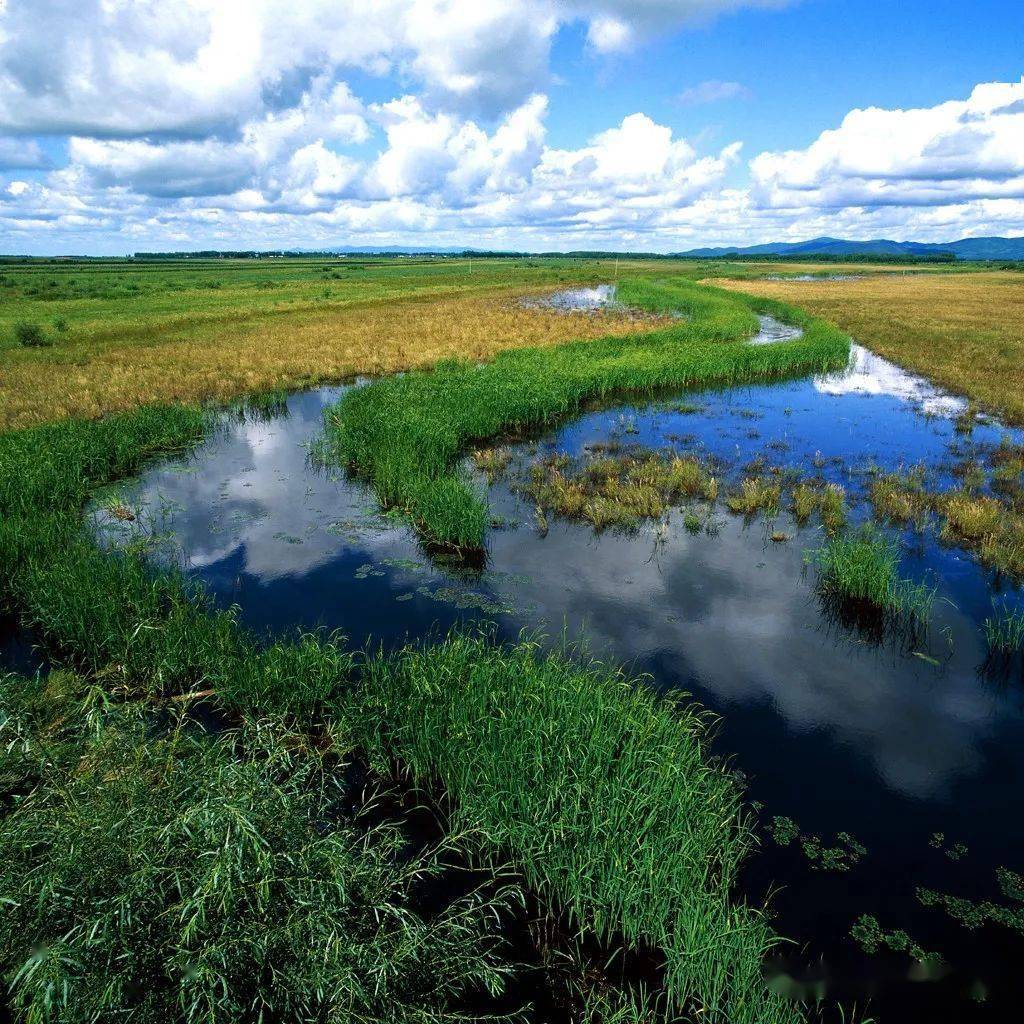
left=809, top=525, right=935, bottom=626
left=524, top=450, right=718, bottom=531
left=984, top=603, right=1024, bottom=655
left=726, top=476, right=782, bottom=518
left=870, top=471, right=931, bottom=527
left=867, top=463, right=1024, bottom=579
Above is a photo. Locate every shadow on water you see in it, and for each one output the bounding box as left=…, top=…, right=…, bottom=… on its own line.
left=89, top=335, right=1024, bottom=1023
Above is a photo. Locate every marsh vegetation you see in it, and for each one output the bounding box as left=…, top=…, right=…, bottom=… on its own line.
left=718, top=270, right=1024, bottom=424
left=3, top=257, right=1024, bottom=1024
left=318, top=277, right=848, bottom=549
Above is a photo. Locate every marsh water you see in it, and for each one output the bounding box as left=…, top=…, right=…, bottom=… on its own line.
left=85, top=303, right=1024, bottom=1022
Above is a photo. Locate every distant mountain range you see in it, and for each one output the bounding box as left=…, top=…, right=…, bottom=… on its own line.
left=674, top=235, right=1024, bottom=261
left=129, top=236, right=1024, bottom=262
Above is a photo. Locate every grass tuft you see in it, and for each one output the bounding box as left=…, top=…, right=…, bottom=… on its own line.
left=810, top=525, right=934, bottom=626
left=984, top=603, right=1024, bottom=655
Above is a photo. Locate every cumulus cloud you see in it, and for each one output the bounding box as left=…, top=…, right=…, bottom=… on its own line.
left=1, top=2, right=1021, bottom=253
left=751, top=78, right=1024, bottom=210
left=0, top=0, right=785, bottom=133
left=65, top=80, right=368, bottom=201
left=575, top=0, right=793, bottom=52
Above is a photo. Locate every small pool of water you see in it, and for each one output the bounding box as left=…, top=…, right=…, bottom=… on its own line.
left=521, top=284, right=621, bottom=311
left=91, top=341, right=1024, bottom=1022
left=765, top=274, right=866, bottom=283
left=750, top=313, right=804, bottom=345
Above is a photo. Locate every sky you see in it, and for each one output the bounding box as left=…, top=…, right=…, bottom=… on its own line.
left=0, top=0, right=1022, bottom=255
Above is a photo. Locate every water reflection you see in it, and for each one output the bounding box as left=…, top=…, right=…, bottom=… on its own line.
left=816, top=344, right=967, bottom=417
left=749, top=313, right=804, bottom=345
left=520, top=284, right=620, bottom=311
left=91, top=342, right=1024, bottom=1022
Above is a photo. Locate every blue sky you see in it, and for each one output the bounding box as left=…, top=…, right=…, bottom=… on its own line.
left=0, top=0, right=1022, bottom=254
left=547, top=0, right=1024, bottom=159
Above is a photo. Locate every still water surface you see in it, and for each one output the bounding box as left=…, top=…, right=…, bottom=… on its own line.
left=85, top=317, right=1024, bottom=1022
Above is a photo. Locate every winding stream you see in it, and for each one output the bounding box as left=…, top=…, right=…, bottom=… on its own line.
left=84, top=295, right=1024, bottom=1023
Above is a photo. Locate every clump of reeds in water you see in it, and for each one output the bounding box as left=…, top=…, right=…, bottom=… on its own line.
left=810, top=524, right=935, bottom=629
left=984, top=602, right=1024, bottom=655
left=789, top=481, right=846, bottom=534
left=726, top=476, right=781, bottom=518
left=524, top=449, right=718, bottom=531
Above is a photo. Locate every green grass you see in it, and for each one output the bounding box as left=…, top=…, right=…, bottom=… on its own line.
left=0, top=672, right=521, bottom=1024
left=809, top=525, right=935, bottom=626
left=0, top=390, right=806, bottom=1020
left=353, top=633, right=782, bottom=1021
left=318, top=277, right=850, bottom=549
left=983, top=602, right=1024, bottom=654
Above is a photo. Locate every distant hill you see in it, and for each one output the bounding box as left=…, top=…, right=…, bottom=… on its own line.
left=675, top=235, right=1024, bottom=261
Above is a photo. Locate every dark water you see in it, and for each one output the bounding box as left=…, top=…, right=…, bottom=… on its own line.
left=91, top=335, right=1024, bottom=1022
left=0, top=616, right=45, bottom=676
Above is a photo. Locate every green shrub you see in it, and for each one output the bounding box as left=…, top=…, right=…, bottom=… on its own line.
left=13, top=321, right=51, bottom=347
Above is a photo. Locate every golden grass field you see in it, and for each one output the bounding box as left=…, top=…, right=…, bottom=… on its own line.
left=2, top=290, right=665, bottom=430
left=0, top=258, right=673, bottom=430
left=715, top=270, right=1024, bottom=423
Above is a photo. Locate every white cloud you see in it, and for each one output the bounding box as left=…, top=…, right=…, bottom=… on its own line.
left=678, top=80, right=751, bottom=106
left=751, top=78, right=1024, bottom=211
left=573, top=0, right=794, bottom=52
left=0, top=0, right=786, bottom=135
left=1, top=5, right=1021, bottom=254
left=0, top=137, right=50, bottom=169
left=586, top=15, right=633, bottom=53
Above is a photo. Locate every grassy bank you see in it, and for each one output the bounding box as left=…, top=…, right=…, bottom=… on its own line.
left=318, top=277, right=850, bottom=549
left=0, top=388, right=802, bottom=1018
left=715, top=270, right=1024, bottom=424
left=354, top=634, right=773, bottom=1017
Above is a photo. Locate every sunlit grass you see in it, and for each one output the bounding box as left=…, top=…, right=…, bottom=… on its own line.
left=726, top=476, right=782, bottom=518
left=0, top=257, right=674, bottom=431
left=524, top=450, right=718, bottom=531
left=716, top=270, right=1024, bottom=423
left=810, top=525, right=935, bottom=626
left=867, top=466, right=1024, bottom=579
left=354, top=632, right=794, bottom=1023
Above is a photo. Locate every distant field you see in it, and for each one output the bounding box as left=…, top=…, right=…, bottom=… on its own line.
left=715, top=269, right=1024, bottom=423
left=0, top=255, right=966, bottom=430
left=0, top=258, right=649, bottom=429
